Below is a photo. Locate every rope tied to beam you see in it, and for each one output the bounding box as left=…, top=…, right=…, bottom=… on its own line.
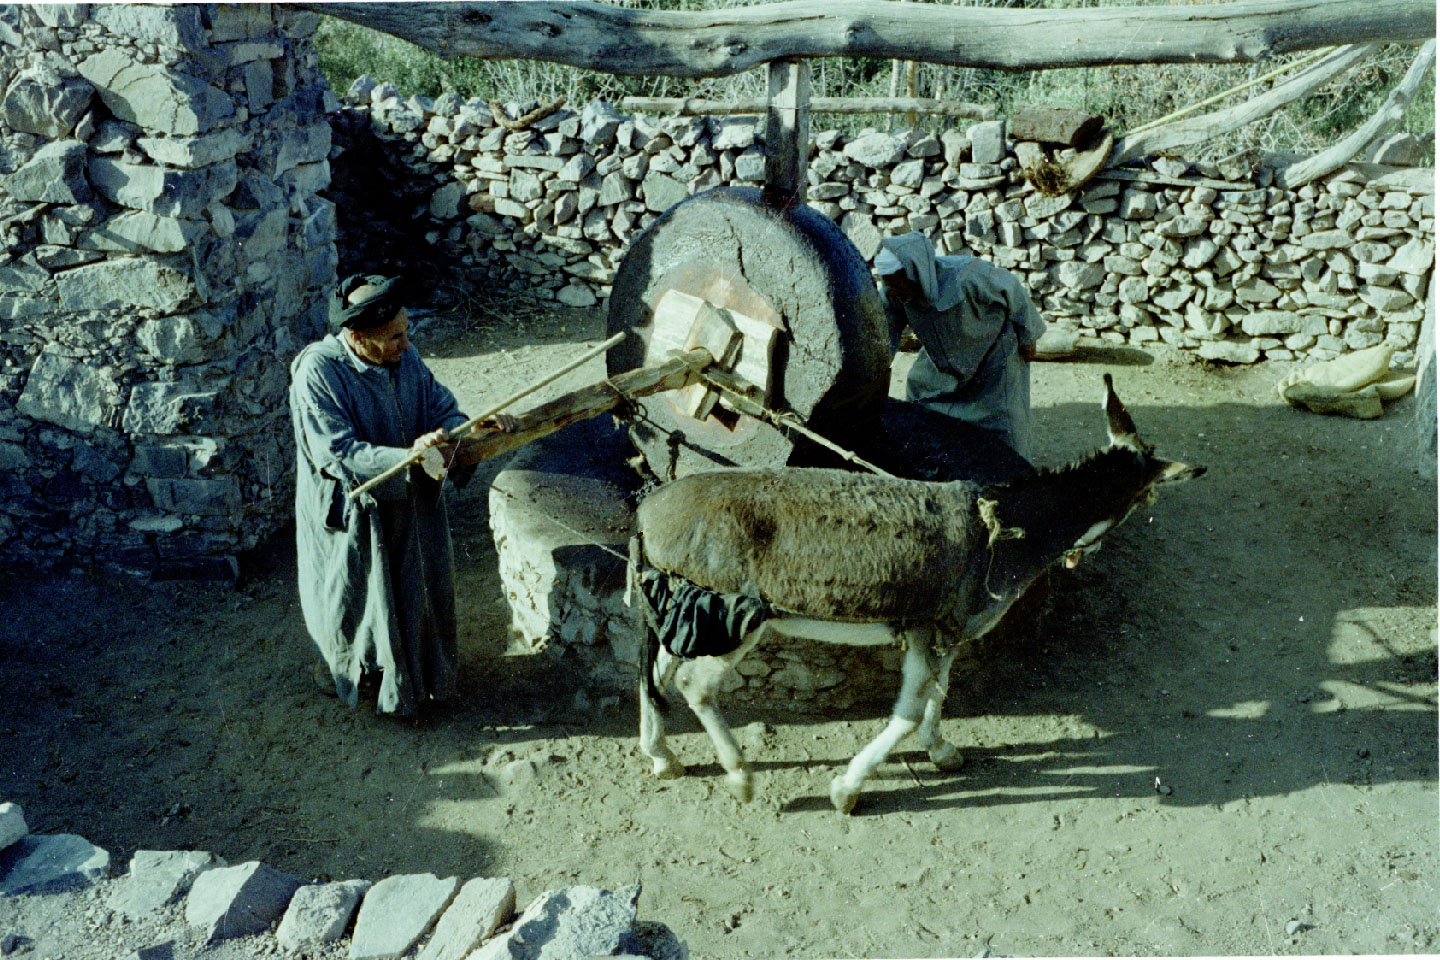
left=668, top=350, right=895, bottom=478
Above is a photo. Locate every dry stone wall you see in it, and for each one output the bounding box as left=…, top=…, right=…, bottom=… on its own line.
left=338, top=80, right=1434, bottom=369
left=0, top=4, right=337, bottom=576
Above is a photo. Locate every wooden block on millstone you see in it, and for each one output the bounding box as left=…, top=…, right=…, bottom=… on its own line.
left=673, top=300, right=742, bottom=420
left=646, top=289, right=776, bottom=403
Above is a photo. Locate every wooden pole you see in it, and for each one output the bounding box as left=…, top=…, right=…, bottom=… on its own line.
left=905, top=60, right=918, bottom=128
left=621, top=95, right=994, bottom=120
left=1280, top=38, right=1436, bottom=187
left=887, top=59, right=901, bottom=130
left=763, top=59, right=810, bottom=209
left=304, top=0, right=1436, bottom=77
left=448, top=348, right=716, bottom=467
left=347, top=331, right=626, bottom=499
left=697, top=368, right=895, bottom=477
left=1111, top=44, right=1374, bottom=164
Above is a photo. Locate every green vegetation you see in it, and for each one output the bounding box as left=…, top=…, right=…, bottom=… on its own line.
left=313, top=0, right=1434, bottom=163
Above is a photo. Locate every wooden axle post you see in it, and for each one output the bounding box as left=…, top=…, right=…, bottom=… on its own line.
left=763, top=58, right=810, bottom=209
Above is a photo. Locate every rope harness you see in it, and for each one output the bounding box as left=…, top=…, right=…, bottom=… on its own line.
left=977, top=495, right=1026, bottom=600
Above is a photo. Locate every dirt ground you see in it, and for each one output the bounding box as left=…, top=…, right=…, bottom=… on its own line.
left=1, top=305, right=1436, bottom=959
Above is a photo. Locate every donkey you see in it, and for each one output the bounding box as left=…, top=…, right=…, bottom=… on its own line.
left=631, top=375, right=1204, bottom=813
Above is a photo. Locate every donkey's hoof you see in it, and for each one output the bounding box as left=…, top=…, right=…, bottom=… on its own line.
left=928, top=742, right=965, bottom=771
left=726, top=770, right=754, bottom=803
left=829, top=776, right=859, bottom=815
left=652, top=756, right=685, bottom=780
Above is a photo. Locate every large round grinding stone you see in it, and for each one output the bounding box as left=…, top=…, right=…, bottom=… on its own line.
left=608, top=187, right=890, bottom=479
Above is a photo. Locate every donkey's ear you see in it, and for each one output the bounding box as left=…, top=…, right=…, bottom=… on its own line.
left=1103, top=374, right=1143, bottom=449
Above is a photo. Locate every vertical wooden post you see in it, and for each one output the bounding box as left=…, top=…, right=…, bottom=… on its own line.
left=763, top=58, right=810, bottom=210
left=905, top=60, right=918, bottom=129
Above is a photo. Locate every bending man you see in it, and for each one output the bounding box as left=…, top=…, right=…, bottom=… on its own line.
left=290, top=274, right=512, bottom=715
left=876, top=232, right=1046, bottom=462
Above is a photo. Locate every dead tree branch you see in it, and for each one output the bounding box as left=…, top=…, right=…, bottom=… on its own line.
left=1111, top=44, right=1378, bottom=164
left=1280, top=39, right=1436, bottom=187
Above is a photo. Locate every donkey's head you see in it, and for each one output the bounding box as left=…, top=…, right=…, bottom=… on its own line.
left=1059, top=374, right=1205, bottom=568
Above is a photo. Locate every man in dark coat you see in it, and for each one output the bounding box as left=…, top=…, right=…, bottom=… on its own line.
left=876, top=232, right=1046, bottom=462
left=289, top=274, right=512, bottom=715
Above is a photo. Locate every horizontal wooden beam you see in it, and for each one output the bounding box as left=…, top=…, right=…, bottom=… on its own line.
left=622, top=96, right=995, bottom=121
left=305, top=0, right=1435, bottom=78
left=449, top=349, right=711, bottom=467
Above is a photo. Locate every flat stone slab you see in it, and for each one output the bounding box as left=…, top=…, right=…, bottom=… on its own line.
left=0, top=834, right=110, bottom=896
left=112, top=850, right=223, bottom=919
left=418, top=876, right=516, bottom=960
left=276, top=879, right=370, bottom=951
left=185, top=861, right=301, bottom=941
left=0, top=804, right=26, bottom=854
left=470, top=884, right=640, bottom=960
left=349, top=873, right=459, bottom=960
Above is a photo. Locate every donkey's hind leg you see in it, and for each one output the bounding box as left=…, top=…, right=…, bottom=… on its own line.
left=639, top=648, right=685, bottom=780
left=914, top=645, right=965, bottom=771
left=673, top=626, right=765, bottom=802
left=830, top=637, right=936, bottom=814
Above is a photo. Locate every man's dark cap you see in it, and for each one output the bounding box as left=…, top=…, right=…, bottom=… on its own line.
left=329, top=274, right=407, bottom=334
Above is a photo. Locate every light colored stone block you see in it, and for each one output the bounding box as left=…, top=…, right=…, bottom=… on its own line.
left=349, top=874, right=460, bottom=960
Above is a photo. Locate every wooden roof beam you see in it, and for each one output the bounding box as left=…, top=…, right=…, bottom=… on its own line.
left=304, top=0, right=1436, bottom=78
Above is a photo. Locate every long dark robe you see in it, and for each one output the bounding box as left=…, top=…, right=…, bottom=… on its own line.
left=882, top=239, right=1047, bottom=461
left=289, top=334, right=468, bottom=715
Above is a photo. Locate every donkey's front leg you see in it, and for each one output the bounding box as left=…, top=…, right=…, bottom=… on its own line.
left=914, top=645, right=965, bottom=771
left=639, top=648, right=685, bottom=780
left=674, top=653, right=754, bottom=802
left=830, top=638, right=935, bottom=814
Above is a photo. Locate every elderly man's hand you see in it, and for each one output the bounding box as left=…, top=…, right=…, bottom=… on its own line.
left=485, top=413, right=520, bottom=433
left=411, top=429, right=452, bottom=481
left=413, top=428, right=450, bottom=450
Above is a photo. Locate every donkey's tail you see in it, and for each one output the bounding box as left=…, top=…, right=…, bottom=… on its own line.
left=629, top=535, right=669, bottom=714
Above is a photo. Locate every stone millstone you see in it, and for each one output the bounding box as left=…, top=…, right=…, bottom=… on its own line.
left=0, top=834, right=110, bottom=896
left=184, top=861, right=301, bottom=941
left=607, top=186, right=890, bottom=479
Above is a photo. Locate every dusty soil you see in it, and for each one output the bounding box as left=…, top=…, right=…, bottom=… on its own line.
left=1, top=305, right=1435, bottom=959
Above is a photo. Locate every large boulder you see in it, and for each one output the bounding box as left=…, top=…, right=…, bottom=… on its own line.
left=88, top=156, right=237, bottom=219
left=56, top=257, right=201, bottom=314
left=2, top=141, right=91, bottom=204
left=78, top=50, right=233, bottom=136
left=2, top=64, right=93, bottom=138
left=16, top=346, right=116, bottom=434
